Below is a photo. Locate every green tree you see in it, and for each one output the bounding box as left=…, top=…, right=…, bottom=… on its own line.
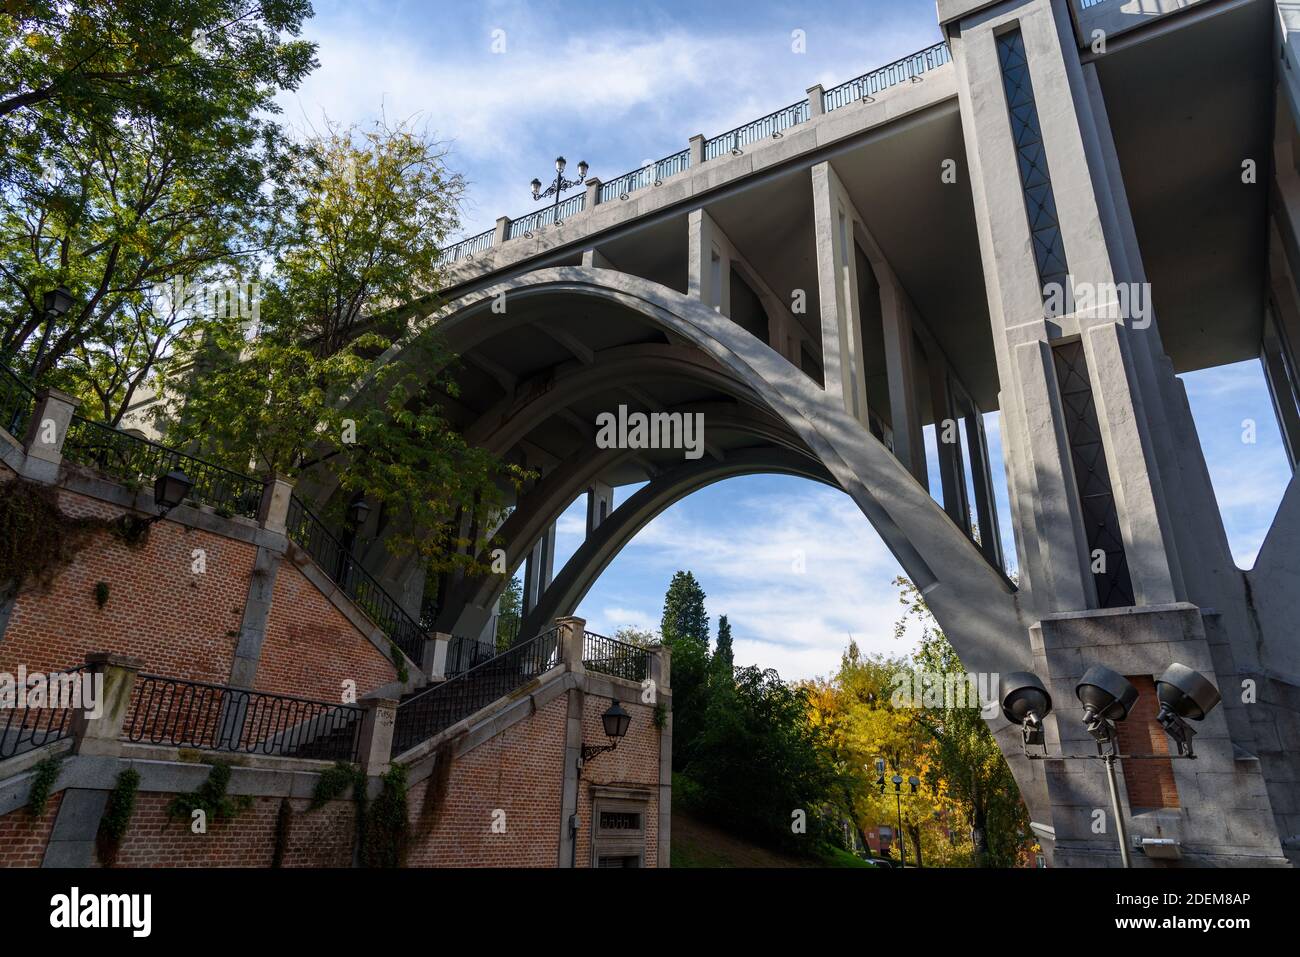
left=495, top=576, right=522, bottom=650
left=0, top=0, right=317, bottom=394
left=895, top=575, right=1031, bottom=867
left=712, top=614, right=734, bottom=677
left=660, top=570, right=709, bottom=768
left=162, top=119, right=525, bottom=574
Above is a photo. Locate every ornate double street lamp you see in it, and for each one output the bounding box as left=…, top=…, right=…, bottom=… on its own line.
left=1001, top=663, right=1221, bottom=867
left=529, top=156, right=589, bottom=227
left=874, top=756, right=923, bottom=867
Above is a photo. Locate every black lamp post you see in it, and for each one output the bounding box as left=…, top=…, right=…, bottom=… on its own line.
left=529, top=156, right=589, bottom=227
left=337, top=495, right=370, bottom=583
left=569, top=698, right=631, bottom=868
left=875, top=756, right=922, bottom=868
left=30, top=285, right=74, bottom=382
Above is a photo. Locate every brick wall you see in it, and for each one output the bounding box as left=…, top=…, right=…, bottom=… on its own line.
left=255, top=561, right=396, bottom=702
left=574, top=691, right=661, bottom=868
left=0, top=485, right=395, bottom=703
left=0, top=791, right=63, bottom=868
left=1115, top=674, right=1179, bottom=811
left=109, top=792, right=355, bottom=867
left=1, top=488, right=252, bottom=680
left=405, top=693, right=568, bottom=867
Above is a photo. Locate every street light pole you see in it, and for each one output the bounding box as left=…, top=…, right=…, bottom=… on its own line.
left=529, top=156, right=589, bottom=227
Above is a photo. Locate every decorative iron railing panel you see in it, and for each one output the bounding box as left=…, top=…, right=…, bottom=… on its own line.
left=436, top=227, right=495, bottom=265
left=284, top=495, right=426, bottom=663
left=0, top=665, right=87, bottom=760
left=599, top=149, right=691, bottom=203
left=507, top=193, right=586, bottom=239
left=821, top=41, right=951, bottom=112
left=704, top=99, right=811, bottom=160
left=122, top=673, right=362, bottom=761
left=61, top=416, right=263, bottom=519
left=444, top=634, right=498, bottom=677
left=582, top=631, right=650, bottom=683
left=1, top=364, right=37, bottom=440
left=392, top=627, right=562, bottom=755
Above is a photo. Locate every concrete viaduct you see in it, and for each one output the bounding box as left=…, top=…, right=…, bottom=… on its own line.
left=319, top=0, right=1300, bottom=866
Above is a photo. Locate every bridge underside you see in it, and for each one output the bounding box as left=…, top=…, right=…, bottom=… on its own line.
left=309, top=0, right=1300, bottom=867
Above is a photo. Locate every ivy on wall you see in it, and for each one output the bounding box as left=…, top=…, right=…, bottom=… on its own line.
left=96, top=768, right=140, bottom=866
left=0, top=478, right=150, bottom=603
left=26, top=753, right=62, bottom=817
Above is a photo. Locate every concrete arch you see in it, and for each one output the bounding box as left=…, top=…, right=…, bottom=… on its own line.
left=438, top=401, right=819, bottom=635
left=375, top=265, right=1045, bottom=825
left=384, top=267, right=1025, bottom=665
left=517, top=448, right=835, bottom=637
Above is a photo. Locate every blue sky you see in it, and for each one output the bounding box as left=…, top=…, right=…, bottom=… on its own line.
left=282, top=1, right=1295, bottom=680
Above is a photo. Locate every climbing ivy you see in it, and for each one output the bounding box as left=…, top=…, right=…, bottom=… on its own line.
left=166, top=761, right=253, bottom=825
left=389, top=641, right=410, bottom=684
left=309, top=761, right=363, bottom=810
left=362, top=764, right=409, bottom=868
left=272, top=798, right=294, bottom=867
left=26, top=753, right=62, bottom=817
left=95, top=768, right=140, bottom=866
left=0, top=478, right=150, bottom=602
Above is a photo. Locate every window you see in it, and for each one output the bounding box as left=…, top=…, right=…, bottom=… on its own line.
left=597, top=855, right=641, bottom=868
left=590, top=788, right=651, bottom=868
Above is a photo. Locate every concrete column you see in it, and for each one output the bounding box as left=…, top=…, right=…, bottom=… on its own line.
left=493, top=216, right=510, bottom=246
left=811, top=160, right=869, bottom=426
left=964, top=403, right=1005, bottom=570
left=70, top=652, right=142, bottom=757
left=228, top=544, right=282, bottom=689
left=22, top=387, right=79, bottom=467
left=806, top=84, right=825, bottom=117
left=584, top=177, right=602, bottom=209
left=880, top=300, right=927, bottom=483
left=688, top=134, right=705, bottom=167
left=929, top=360, right=970, bottom=531
left=1262, top=312, right=1300, bottom=468
left=582, top=247, right=615, bottom=269
left=257, top=474, right=294, bottom=533
left=651, top=644, right=672, bottom=868
left=422, top=632, right=451, bottom=680
left=522, top=522, right=556, bottom=616
left=686, top=208, right=731, bottom=316
left=357, top=696, right=397, bottom=773
left=948, top=0, right=1179, bottom=610
left=556, top=615, right=586, bottom=670
left=586, top=481, right=614, bottom=536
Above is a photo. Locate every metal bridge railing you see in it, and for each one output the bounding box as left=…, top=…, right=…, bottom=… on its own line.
left=704, top=99, right=812, bottom=160
left=599, top=149, right=691, bottom=203
left=506, top=192, right=586, bottom=238
left=582, top=630, right=650, bottom=683
left=0, top=665, right=87, bottom=760
left=392, top=626, right=562, bottom=756
left=62, top=415, right=264, bottom=519
left=436, top=227, right=495, bottom=265
left=0, top=364, right=37, bottom=440
left=122, top=672, right=363, bottom=761
left=822, top=41, right=951, bottom=112
left=284, top=495, right=426, bottom=664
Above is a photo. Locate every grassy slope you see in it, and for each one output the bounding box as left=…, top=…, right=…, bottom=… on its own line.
left=670, top=808, right=876, bottom=868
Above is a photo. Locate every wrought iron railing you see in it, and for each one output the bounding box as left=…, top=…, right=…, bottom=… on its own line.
left=582, top=631, right=650, bottom=683
left=284, top=495, right=426, bottom=663
left=822, top=41, right=951, bottom=112
left=444, top=633, right=498, bottom=677
left=1, top=364, right=37, bottom=440
left=122, top=672, right=362, bottom=761
left=391, top=626, right=562, bottom=755
left=436, top=227, right=496, bottom=266
left=599, top=149, right=691, bottom=203
left=506, top=193, right=586, bottom=239
left=704, top=99, right=812, bottom=160
left=0, top=665, right=87, bottom=760
left=61, top=415, right=264, bottom=518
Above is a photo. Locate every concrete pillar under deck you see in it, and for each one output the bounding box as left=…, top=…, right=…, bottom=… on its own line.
left=810, top=160, right=870, bottom=427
